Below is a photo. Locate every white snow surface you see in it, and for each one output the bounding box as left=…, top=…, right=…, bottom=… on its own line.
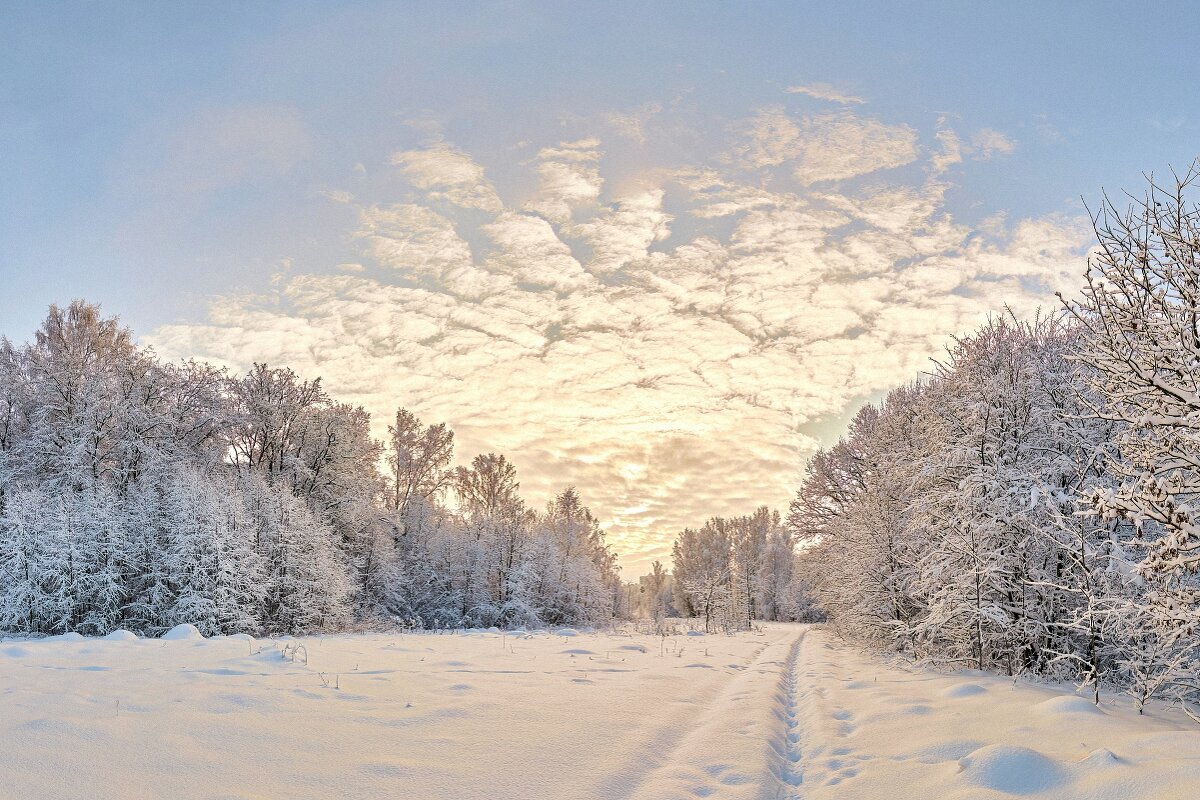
left=0, top=624, right=1195, bottom=799
left=159, top=624, right=204, bottom=641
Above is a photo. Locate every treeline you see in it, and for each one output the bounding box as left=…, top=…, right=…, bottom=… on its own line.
left=670, top=507, right=821, bottom=631
left=790, top=173, right=1200, bottom=710
left=0, top=303, right=620, bottom=636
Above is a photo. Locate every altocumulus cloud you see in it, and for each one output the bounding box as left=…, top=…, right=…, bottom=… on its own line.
left=148, top=101, right=1090, bottom=575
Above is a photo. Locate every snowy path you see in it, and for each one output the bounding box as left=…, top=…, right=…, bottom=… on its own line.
left=624, top=626, right=807, bottom=799
left=778, top=633, right=805, bottom=795
left=1, top=625, right=1199, bottom=799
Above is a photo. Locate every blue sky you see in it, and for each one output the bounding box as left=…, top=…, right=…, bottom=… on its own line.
left=4, top=2, right=1200, bottom=572
left=5, top=1, right=1198, bottom=337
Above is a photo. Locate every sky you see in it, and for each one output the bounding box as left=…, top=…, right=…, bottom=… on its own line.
left=4, top=1, right=1200, bottom=576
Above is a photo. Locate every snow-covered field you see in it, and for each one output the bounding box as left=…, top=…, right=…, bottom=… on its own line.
left=0, top=623, right=1196, bottom=799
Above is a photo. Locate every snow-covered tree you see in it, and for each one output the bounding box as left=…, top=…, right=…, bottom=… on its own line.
left=1064, top=168, right=1200, bottom=705
left=0, top=301, right=626, bottom=636
left=792, top=387, right=927, bottom=646
left=157, top=466, right=266, bottom=636
left=386, top=408, right=454, bottom=517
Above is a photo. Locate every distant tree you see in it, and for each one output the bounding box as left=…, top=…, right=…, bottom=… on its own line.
left=645, top=560, right=671, bottom=631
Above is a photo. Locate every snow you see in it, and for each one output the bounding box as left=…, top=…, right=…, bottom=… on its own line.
left=958, top=745, right=1067, bottom=795
left=159, top=624, right=204, bottom=641
left=0, top=624, right=1195, bottom=799
left=1034, top=695, right=1105, bottom=715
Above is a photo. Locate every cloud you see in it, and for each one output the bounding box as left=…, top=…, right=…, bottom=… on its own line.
left=356, top=204, right=472, bottom=281
left=568, top=188, right=672, bottom=274
left=737, top=108, right=920, bottom=184
left=734, top=108, right=803, bottom=170
left=926, top=121, right=1017, bottom=175
left=482, top=212, right=590, bottom=292
left=603, top=103, right=663, bottom=145
left=970, top=128, right=1017, bottom=159
left=930, top=122, right=965, bottom=174
left=785, top=82, right=865, bottom=105
left=391, top=143, right=503, bottom=212
left=523, top=138, right=605, bottom=224
left=148, top=105, right=1081, bottom=577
